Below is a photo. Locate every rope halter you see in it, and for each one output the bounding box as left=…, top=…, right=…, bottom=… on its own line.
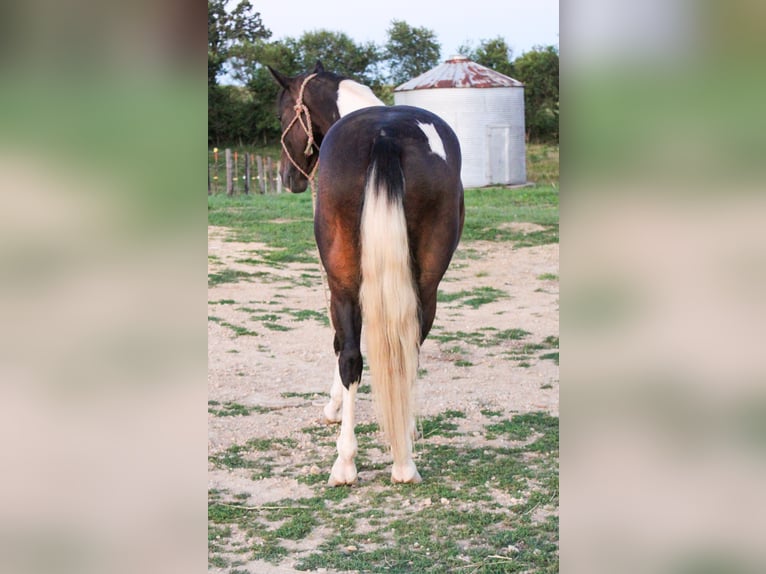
left=280, top=72, right=319, bottom=181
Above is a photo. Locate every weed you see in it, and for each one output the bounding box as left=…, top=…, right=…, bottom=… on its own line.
left=537, top=273, right=559, bottom=281
left=420, top=410, right=465, bottom=438
left=280, top=392, right=319, bottom=400
left=438, top=286, right=507, bottom=309
left=208, top=402, right=272, bottom=417
left=208, top=268, right=254, bottom=287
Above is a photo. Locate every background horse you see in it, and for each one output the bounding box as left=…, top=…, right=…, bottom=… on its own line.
left=269, top=62, right=464, bottom=485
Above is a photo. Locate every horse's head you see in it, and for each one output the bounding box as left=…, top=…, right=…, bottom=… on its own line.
left=268, top=61, right=339, bottom=193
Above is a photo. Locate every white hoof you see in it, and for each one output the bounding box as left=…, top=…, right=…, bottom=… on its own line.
left=321, top=403, right=342, bottom=425
left=327, top=458, right=357, bottom=486
left=391, top=461, right=422, bottom=484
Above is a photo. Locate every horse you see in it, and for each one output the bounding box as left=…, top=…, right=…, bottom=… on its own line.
left=269, top=62, right=464, bottom=485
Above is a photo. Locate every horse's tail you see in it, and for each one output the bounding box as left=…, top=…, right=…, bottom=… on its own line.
left=359, top=136, right=421, bottom=482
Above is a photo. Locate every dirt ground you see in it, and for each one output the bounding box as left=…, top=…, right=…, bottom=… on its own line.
left=207, top=224, right=559, bottom=570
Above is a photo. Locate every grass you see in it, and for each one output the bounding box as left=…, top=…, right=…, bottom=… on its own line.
left=431, top=327, right=531, bottom=347
left=207, top=316, right=258, bottom=337
left=526, top=142, right=559, bottom=186
left=208, top=184, right=559, bottom=254
left=208, top=192, right=316, bottom=263
left=208, top=268, right=256, bottom=287
left=437, top=286, right=508, bottom=309
left=208, top=401, right=272, bottom=417
left=461, top=186, right=558, bottom=246
left=208, top=409, right=558, bottom=573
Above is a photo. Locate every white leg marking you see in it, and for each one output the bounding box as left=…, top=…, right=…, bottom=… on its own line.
left=417, top=122, right=447, bottom=160
left=321, top=363, right=343, bottom=424
left=327, top=382, right=358, bottom=486
left=391, top=435, right=421, bottom=484
left=390, top=417, right=422, bottom=483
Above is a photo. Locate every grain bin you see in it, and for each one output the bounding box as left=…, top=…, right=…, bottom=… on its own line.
left=394, top=56, right=526, bottom=188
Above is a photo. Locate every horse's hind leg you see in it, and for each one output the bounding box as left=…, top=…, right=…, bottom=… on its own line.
left=321, top=335, right=344, bottom=424
left=321, top=365, right=343, bottom=424
left=328, top=380, right=359, bottom=486
left=327, top=295, right=363, bottom=486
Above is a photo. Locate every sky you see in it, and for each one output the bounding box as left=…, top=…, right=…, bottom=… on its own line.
left=253, top=0, right=559, bottom=61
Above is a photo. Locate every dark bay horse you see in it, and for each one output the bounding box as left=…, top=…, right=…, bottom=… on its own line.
left=269, top=62, right=464, bottom=485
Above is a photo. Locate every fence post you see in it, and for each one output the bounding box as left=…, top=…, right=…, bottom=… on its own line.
left=265, top=157, right=274, bottom=194
left=255, top=155, right=265, bottom=194
left=233, top=151, right=239, bottom=195
left=212, top=147, right=219, bottom=194
left=225, top=148, right=233, bottom=195
left=243, top=152, right=250, bottom=194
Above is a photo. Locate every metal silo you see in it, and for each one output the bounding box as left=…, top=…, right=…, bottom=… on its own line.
left=394, top=56, right=526, bottom=188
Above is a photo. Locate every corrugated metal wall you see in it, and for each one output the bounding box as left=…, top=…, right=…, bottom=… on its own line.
left=395, top=86, right=525, bottom=187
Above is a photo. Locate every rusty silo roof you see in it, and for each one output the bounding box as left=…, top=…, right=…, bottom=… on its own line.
left=394, top=55, right=524, bottom=91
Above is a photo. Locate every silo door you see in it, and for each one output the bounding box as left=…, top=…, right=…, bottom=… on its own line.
left=487, top=125, right=512, bottom=184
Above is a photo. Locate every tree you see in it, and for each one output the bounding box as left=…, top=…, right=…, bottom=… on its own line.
left=287, top=31, right=382, bottom=88
left=471, top=37, right=515, bottom=78
left=513, top=45, right=559, bottom=142
left=208, top=0, right=271, bottom=145
left=385, top=20, right=441, bottom=86
left=208, top=0, right=270, bottom=88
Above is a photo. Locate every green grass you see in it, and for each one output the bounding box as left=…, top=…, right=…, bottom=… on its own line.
left=438, top=286, right=508, bottom=309
left=208, top=185, right=559, bottom=254
left=208, top=268, right=256, bottom=287
left=431, top=327, right=531, bottom=348
left=208, top=193, right=316, bottom=263
left=208, top=401, right=272, bottom=417
left=461, top=186, right=559, bottom=246
left=526, top=143, right=560, bottom=186
left=208, top=409, right=559, bottom=572
left=208, top=316, right=258, bottom=337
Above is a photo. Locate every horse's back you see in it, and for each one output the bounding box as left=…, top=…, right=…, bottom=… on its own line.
left=318, top=105, right=463, bottom=219
left=320, top=105, right=461, bottom=184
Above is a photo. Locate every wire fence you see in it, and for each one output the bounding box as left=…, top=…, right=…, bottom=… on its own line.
left=208, top=148, right=282, bottom=195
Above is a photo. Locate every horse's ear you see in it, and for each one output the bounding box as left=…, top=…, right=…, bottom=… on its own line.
left=267, top=66, right=291, bottom=89
left=313, top=60, right=325, bottom=74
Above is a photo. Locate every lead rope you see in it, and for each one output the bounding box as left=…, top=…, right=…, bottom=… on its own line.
left=279, top=73, right=332, bottom=328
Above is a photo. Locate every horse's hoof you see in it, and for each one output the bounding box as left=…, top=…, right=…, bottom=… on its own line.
left=321, top=405, right=342, bottom=425
left=328, top=460, right=357, bottom=486
left=391, top=462, right=422, bottom=484
left=320, top=413, right=342, bottom=425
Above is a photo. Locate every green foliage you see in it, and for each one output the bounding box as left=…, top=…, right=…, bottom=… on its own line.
left=514, top=46, right=559, bottom=142
left=463, top=36, right=516, bottom=78
left=208, top=0, right=270, bottom=87
left=385, top=20, right=442, bottom=86
left=287, top=31, right=382, bottom=88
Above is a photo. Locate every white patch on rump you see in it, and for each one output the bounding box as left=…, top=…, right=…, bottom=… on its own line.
left=417, top=122, right=447, bottom=160
left=337, top=80, right=385, bottom=117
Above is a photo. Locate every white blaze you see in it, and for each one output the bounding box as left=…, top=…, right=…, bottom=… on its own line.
left=337, top=79, right=385, bottom=117
left=417, top=122, right=447, bottom=160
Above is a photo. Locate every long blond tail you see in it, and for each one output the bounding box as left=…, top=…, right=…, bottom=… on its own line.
left=359, top=143, right=420, bottom=475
